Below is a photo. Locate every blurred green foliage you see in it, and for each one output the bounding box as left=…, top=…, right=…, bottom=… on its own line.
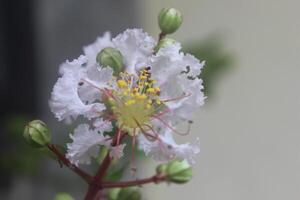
left=54, top=192, right=74, bottom=200
left=1, top=115, right=42, bottom=176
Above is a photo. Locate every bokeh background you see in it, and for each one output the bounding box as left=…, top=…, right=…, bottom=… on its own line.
left=1, top=0, right=300, bottom=199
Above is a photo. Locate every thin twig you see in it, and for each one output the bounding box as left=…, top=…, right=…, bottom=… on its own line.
left=158, top=32, right=166, bottom=41
left=101, top=174, right=167, bottom=188
left=47, top=144, right=93, bottom=183
left=84, top=130, right=127, bottom=200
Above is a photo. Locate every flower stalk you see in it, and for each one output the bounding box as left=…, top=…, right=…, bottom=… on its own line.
left=47, top=144, right=93, bottom=183
left=101, top=174, right=167, bottom=189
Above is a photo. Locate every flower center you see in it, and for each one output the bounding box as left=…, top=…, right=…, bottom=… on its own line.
left=109, top=68, right=162, bottom=136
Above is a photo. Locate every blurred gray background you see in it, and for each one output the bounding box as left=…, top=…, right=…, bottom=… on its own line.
left=141, top=0, right=300, bottom=200
left=1, top=0, right=300, bottom=199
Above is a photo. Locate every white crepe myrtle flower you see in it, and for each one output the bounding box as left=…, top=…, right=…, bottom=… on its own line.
left=49, top=28, right=205, bottom=165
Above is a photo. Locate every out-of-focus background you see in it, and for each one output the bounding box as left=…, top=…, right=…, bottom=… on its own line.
left=1, top=0, right=300, bottom=199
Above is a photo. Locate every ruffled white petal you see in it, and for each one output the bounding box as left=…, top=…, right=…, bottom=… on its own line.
left=113, top=29, right=156, bottom=74
left=49, top=58, right=105, bottom=121
left=93, top=118, right=113, bottom=133
left=78, top=66, right=114, bottom=104
left=149, top=43, right=206, bottom=123
left=150, top=43, right=183, bottom=85
left=138, top=130, right=200, bottom=164
left=59, top=55, right=88, bottom=75
left=66, top=124, right=109, bottom=165
left=109, top=144, right=126, bottom=159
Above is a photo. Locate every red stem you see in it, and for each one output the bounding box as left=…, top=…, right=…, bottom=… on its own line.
left=84, top=130, right=126, bottom=200
left=102, top=174, right=167, bottom=188
left=47, top=144, right=93, bottom=183
left=158, top=32, right=166, bottom=41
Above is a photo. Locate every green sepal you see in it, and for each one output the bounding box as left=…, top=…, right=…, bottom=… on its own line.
left=166, top=160, right=193, bottom=184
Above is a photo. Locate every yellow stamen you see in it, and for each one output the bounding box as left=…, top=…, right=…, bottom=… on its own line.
left=117, top=80, right=127, bottom=88
left=125, top=99, right=136, bottom=106
left=147, top=88, right=155, bottom=93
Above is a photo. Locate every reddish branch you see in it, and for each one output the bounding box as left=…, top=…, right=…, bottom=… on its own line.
left=48, top=128, right=168, bottom=200
left=158, top=32, right=166, bottom=41
left=84, top=130, right=127, bottom=200
left=47, top=144, right=93, bottom=183
left=102, top=174, right=167, bottom=188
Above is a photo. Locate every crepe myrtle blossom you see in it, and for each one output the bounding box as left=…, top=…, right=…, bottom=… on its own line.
left=49, top=28, right=205, bottom=166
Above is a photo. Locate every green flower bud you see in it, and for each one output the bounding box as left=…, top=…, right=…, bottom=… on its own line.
left=54, top=193, right=74, bottom=200
left=166, top=160, right=192, bottom=184
left=23, top=120, right=51, bottom=148
left=117, top=187, right=141, bottom=200
left=156, top=163, right=168, bottom=174
left=154, top=37, right=177, bottom=52
left=97, top=47, right=124, bottom=76
left=158, top=8, right=183, bottom=34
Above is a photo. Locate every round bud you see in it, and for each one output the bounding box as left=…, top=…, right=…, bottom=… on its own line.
left=156, top=163, right=168, bottom=174
left=154, top=37, right=177, bottom=52
left=117, top=187, right=141, bottom=200
left=96, top=47, right=124, bottom=76
left=23, top=120, right=51, bottom=148
left=54, top=193, right=74, bottom=200
left=158, top=8, right=183, bottom=34
left=166, top=160, right=192, bottom=184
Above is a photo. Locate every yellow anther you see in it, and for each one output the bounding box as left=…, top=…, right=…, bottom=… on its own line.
left=135, top=93, right=147, bottom=100
left=156, top=100, right=161, bottom=105
left=154, top=87, right=160, bottom=92
left=140, top=75, right=147, bottom=80
left=139, top=94, right=147, bottom=99
left=146, top=104, right=152, bottom=109
left=147, top=88, right=155, bottom=93
left=125, top=99, right=136, bottom=106
left=117, top=80, right=127, bottom=88
left=148, top=100, right=152, bottom=104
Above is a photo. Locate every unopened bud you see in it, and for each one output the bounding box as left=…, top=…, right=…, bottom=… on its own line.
left=117, top=187, right=141, bottom=200
left=158, top=8, right=183, bottom=34
left=166, top=160, right=192, bottom=184
left=97, top=47, right=124, bottom=76
left=23, top=120, right=51, bottom=148
left=154, top=37, right=177, bottom=52
left=156, top=163, right=168, bottom=174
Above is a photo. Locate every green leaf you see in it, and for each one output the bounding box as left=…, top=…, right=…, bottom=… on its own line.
left=117, top=187, right=141, bottom=200
left=54, top=193, right=74, bottom=200
left=104, top=167, right=126, bottom=181
left=108, top=188, right=121, bottom=200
